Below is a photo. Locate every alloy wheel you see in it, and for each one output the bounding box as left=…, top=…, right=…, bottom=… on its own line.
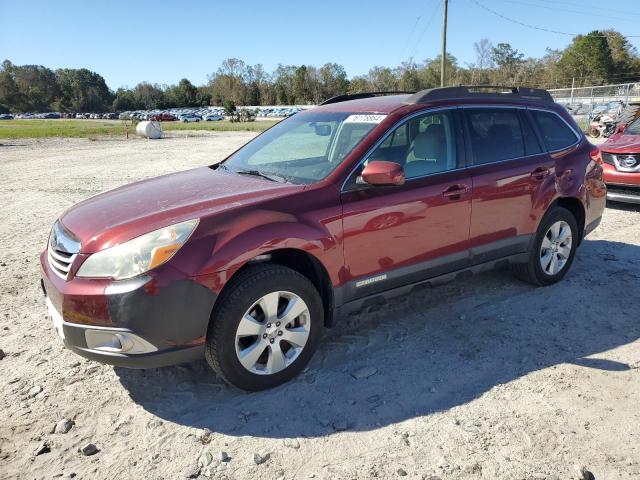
left=235, top=291, right=310, bottom=375
left=539, top=220, right=572, bottom=275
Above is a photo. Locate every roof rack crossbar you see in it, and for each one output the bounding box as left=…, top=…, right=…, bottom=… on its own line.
left=320, top=91, right=415, bottom=106
left=406, top=85, right=553, bottom=104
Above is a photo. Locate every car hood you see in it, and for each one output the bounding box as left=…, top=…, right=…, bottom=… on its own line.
left=600, top=133, right=640, bottom=153
left=60, top=167, right=303, bottom=253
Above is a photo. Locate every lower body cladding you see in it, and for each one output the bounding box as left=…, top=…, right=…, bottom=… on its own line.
left=41, top=261, right=217, bottom=368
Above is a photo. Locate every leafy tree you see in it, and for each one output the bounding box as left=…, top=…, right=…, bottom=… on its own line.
left=0, top=60, right=27, bottom=112
left=112, top=88, right=139, bottom=111
left=558, top=31, right=613, bottom=86
left=397, top=61, right=421, bottom=92
left=318, top=63, right=348, bottom=101
left=130, top=82, right=166, bottom=110
left=602, top=30, right=640, bottom=82
left=367, top=66, right=398, bottom=91
left=55, top=68, right=113, bottom=112
left=195, top=87, right=212, bottom=107
left=420, top=54, right=459, bottom=88
left=348, top=76, right=370, bottom=93
left=166, top=78, right=198, bottom=107
left=491, top=43, right=524, bottom=70
left=223, top=99, right=236, bottom=116
left=293, top=65, right=312, bottom=104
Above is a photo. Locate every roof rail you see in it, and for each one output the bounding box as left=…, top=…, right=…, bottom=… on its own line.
left=320, top=91, right=415, bottom=106
left=406, top=85, right=554, bottom=104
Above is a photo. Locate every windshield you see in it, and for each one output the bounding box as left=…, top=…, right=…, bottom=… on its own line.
left=625, top=116, right=640, bottom=135
left=222, top=111, right=385, bottom=184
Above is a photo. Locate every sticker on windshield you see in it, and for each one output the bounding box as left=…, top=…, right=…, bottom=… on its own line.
left=344, top=114, right=387, bottom=124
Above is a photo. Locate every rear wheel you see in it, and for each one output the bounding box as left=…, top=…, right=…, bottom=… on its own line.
left=205, top=264, right=323, bottom=391
left=513, top=207, right=578, bottom=286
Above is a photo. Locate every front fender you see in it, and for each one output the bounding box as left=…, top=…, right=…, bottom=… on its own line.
left=193, top=207, right=343, bottom=291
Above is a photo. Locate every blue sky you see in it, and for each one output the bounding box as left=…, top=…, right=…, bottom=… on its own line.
left=1, top=0, right=640, bottom=89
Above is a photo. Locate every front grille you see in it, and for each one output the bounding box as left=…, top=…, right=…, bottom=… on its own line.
left=47, top=221, right=80, bottom=280
left=47, top=247, right=77, bottom=280
left=601, top=152, right=616, bottom=166
left=601, top=152, right=640, bottom=172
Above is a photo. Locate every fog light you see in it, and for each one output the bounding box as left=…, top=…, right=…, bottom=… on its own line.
left=84, top=329, right=157, bottom=354
left=85, top=330, right=123, bottom=352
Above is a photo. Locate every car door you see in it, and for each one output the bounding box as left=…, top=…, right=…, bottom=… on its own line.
left=462, top=107, right=554, bottom=262
left=340, top=108, right=472, bottom=301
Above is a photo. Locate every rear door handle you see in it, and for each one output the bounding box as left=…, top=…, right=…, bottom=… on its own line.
left=442, top=184, right=470, bottom=199
left=530, top=167, right=550, bottom=180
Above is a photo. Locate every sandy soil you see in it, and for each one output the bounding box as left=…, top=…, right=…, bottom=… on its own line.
left=0, top=133, right=639, bottom=480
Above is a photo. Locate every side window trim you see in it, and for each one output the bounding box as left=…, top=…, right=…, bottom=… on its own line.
left=340, top=107, right=462, bottom=192
left=517, top=109, right=544, bottom=156
left=527, top=107, right=582, bottom=153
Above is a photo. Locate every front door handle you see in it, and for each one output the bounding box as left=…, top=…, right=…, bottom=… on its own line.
left=530, top=166, right=550, bottom=180
left=442, top=184, right=470, bottom=200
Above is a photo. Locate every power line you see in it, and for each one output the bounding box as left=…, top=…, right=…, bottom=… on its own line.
left=494, top=0, right=640, bottom=24
left=399, top=14, right=424, bottom=62
left=407, top=1, right=443, bottom=63
left=469, top=0, right=640, bottom=37
left=520, top=0, right=640, bottom=18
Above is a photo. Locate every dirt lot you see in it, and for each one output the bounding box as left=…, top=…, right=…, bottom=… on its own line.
left=0, top=133, right=639, bottom=480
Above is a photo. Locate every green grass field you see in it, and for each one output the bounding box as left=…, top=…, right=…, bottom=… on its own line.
left=0, top=119, right=278, bottom=139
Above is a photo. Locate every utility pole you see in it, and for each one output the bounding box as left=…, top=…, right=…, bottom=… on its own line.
left=440, top=0, right=449, bottom=87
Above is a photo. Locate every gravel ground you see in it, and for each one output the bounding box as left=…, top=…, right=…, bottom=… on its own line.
left=0, top=133, right=639, bottom=480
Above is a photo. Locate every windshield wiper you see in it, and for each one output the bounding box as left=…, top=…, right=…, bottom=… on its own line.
left=233, top=169, right=285, bottom=183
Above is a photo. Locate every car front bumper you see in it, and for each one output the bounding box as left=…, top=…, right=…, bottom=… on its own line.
left=603, top=163, right=640, bottom=203
left=40, top=250, right=217, bottom=368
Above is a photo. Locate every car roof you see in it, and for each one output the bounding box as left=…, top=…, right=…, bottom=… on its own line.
left=312, top=94, right=412, bottom=114
left=312, top=87, right=558, bottom=115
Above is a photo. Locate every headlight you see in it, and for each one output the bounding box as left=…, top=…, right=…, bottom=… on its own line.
left=76, top=219, right=199, bottom=280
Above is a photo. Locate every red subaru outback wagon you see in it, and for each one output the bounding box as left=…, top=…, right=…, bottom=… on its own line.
left=41, top=86, right=606, bottom=391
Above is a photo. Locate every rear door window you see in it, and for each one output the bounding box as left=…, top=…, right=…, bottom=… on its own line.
left=465, top=109, right=526, bottom=165
left=530, top=110, right=579, bottom=151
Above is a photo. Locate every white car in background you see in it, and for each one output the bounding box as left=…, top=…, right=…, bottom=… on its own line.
left=179, top=114, right=200, bottom=123
left=202, top=113, right=224, bottom=121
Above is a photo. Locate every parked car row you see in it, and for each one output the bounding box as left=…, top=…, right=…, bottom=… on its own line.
left=3, top=106, right=311, bottom=122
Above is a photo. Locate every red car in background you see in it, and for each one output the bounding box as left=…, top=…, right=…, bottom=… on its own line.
left=149, top=113, right=177, bottom=121
left=599, top=116, right=640, bottom=204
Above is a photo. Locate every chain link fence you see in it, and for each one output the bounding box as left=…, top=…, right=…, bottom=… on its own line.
left=549, top=82, right=640, bottom=130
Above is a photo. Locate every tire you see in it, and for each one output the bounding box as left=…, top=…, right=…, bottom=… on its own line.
left=205, top=264, right=323, bottom=391
left=513, top=206, right=579, bottom=286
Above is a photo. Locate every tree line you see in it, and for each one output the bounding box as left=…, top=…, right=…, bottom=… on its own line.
left=2, top=29, right=639, bottom=114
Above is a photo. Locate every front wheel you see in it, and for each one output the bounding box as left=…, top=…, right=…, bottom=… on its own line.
left=513, top=206, right=578, bottom=286
left=205, top=264, right=323, bottom=391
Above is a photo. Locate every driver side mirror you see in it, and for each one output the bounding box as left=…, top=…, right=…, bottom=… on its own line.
left=360, top=161, right=405, bottom=186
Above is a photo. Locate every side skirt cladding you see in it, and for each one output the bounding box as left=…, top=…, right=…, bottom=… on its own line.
left=334, top=234, right=533, bottom=318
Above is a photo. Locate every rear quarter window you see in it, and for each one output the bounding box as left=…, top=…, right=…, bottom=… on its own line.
left=531, top=110, right=579, bottom=151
